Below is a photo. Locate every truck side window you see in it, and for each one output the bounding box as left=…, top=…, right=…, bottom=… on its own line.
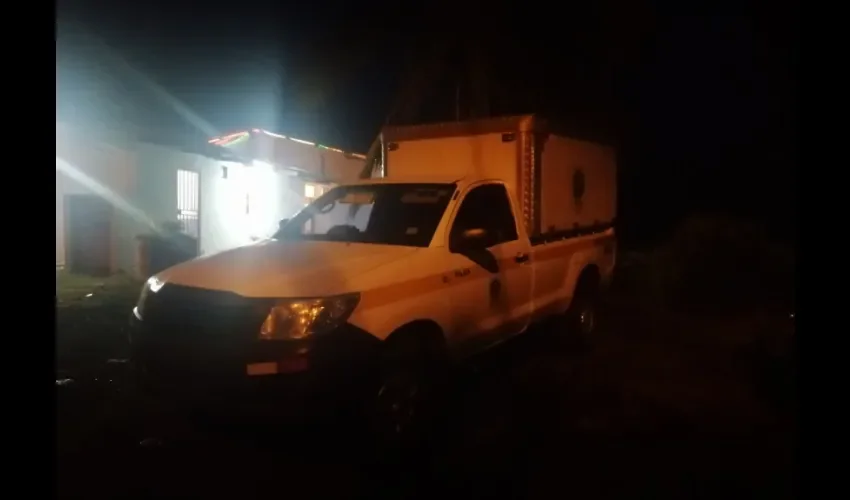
left=450, top=184, right=518, bottom=248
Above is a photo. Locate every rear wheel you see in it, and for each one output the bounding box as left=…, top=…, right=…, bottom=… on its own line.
left=564, top=271, right=602, bottom=348
left=567, top=294, right=598, bottom=345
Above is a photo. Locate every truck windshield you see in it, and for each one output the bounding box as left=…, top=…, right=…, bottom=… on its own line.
left=278, top=183, right=456, bottom=247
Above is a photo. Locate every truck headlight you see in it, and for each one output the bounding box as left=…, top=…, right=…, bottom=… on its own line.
left=259, top=293, right=360, bottom=340
left=133, top=276, right=164, bottom=320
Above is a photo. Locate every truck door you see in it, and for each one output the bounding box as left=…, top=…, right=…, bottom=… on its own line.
left=446, top=182, right=534, bottom=352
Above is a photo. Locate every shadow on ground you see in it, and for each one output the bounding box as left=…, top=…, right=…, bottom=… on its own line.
left=56, top=296, right=796, bottom=500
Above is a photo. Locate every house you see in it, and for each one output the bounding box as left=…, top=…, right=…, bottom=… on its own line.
left=56, top=123, right=366, bottom=277
left=208, top=128, right=368, bottom=203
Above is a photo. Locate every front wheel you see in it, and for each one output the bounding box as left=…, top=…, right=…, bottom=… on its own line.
left=370, top=336, right=450, bottom=455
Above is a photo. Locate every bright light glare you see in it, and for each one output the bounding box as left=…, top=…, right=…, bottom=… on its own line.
left=252, top=160, right=275, bottom=170
left=244, top=161, right=279, bottom=239
left=147, top=275, right=165, bottom=292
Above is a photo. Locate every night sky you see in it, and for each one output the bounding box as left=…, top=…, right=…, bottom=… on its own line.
left=56, top=0, right=797, bottom=244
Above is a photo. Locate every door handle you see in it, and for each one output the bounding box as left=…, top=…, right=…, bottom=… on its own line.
left=514, top=253, right=530, bottom=264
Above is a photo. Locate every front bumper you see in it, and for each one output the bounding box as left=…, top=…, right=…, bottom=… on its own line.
left=129, top=312, right=382, bottom=417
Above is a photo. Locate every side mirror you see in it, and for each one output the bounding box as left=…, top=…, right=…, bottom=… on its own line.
left=452, top=228, right=499, bottom=273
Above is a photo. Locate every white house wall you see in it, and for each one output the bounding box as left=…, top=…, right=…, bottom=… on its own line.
left=133, top=144, right=185, bottom=235
left=133, top=144, right=262, bottom=254
left=57, top=131, right=310, bottom=277
left=56, top=127, right=141, bottom=273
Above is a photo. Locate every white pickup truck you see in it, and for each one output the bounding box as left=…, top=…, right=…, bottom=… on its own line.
left=130, top=115, right=617, bottom=441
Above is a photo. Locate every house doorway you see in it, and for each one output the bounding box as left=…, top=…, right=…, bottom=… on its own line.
left=65, top=194, right=112, bottom=276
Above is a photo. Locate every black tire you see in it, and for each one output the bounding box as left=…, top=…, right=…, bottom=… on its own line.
left=369, top=330, right=450, bottom=456
left=565, top=281, right=601, bottom=349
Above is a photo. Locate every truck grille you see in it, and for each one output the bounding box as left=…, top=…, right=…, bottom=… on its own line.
left=144, top=284, right=273, bottom=338
left=136, top=284, right=275, bottom=379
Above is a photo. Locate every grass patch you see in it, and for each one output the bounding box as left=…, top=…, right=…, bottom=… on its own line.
left=56, top=271, right=142, bottom=377
left=56, top=271, right=141, bottom=308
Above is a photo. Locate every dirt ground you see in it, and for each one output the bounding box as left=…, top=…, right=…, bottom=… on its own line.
left=55, top=272, right=796, bottom=500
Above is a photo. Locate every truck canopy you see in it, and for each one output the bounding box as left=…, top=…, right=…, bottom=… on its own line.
left=377, top=115, right=617, bottom=239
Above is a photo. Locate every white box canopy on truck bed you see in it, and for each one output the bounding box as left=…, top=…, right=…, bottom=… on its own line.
left=377, top=115, right=617, bottom=241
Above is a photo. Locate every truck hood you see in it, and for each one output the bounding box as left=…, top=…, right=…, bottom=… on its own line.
left=156, top=240, right=417, bottom=298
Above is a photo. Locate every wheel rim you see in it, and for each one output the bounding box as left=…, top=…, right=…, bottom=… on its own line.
left=578, top=303, right=596, bottom=336
left=376, top=374, right=421, bottom=437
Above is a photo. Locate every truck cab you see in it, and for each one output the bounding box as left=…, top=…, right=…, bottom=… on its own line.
left=275, top=175, right=538, bottom=358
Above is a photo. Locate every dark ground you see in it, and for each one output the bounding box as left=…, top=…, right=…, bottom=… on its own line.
left=56, top=270, right=796, bottom=500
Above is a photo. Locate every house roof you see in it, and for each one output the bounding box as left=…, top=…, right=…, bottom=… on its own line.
left=209, top=129, right=366, bottom=160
